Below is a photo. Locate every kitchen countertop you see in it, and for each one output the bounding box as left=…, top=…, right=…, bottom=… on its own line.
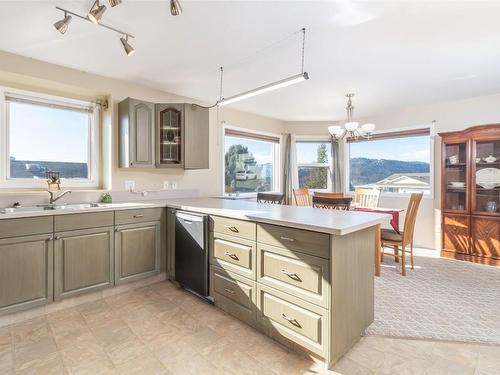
left=0, top=197, right=389, bottom=236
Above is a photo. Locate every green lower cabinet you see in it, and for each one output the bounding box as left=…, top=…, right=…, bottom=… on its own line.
left=0, top=234, right=54, bottom=315
left=115, top=221, right=161, bottom=285
left=54, top=227, right=115, bottom=300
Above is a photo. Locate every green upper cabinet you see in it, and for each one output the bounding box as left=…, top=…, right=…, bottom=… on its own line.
left=119, top=98, right=209, bottom=169
left=0, top=234, right=54, bottom=315
left=119, top=98, right=156, bottom=168
left=54, top=227, right=114, bottom=300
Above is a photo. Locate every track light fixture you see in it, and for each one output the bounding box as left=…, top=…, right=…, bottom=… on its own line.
left=88, top=0, right=107, bottom=24
left=54, top=12, right=72, bottom=34
left=108, top=0, right=122, bottom=7
left=54, top=6, right=135, bottom=57
left=120, top=35, right=135, bottom=56
left=170, top=0, right=182, bottom=16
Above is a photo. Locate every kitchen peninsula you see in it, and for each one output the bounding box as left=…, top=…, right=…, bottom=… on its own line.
left=0, top=197, right=387, bottom=368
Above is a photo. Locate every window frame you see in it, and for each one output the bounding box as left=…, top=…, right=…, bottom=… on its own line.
left=344, top=124, right=435, bottom=198
left=222, top=124, right=281, bottom=197
left=0, top=86, right=100, bottom=189
left=295, top=135, right=333, bottom=193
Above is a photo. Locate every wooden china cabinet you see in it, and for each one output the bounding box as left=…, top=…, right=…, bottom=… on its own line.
left=440, top=124, right=500, bottom=266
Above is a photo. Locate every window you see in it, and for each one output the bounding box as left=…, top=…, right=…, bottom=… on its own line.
left=1, top=87, right=99, bottom=188
left=224, top=127, right=280, bottom=194
left=347, top=128, right=432, bottom=195
left=296, top=141, right=332, bottom=190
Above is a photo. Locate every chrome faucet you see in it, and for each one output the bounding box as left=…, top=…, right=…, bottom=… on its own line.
left=47, top=190, right=72, bottom=205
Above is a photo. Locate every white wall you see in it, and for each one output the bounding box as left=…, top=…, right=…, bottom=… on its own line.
left=286, top=93, right=500, bottom=250
left=0, top=50, right=285, bottom=197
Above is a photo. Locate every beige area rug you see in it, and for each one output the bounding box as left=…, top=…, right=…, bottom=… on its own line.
left=365, top=254, right=500, bottom=345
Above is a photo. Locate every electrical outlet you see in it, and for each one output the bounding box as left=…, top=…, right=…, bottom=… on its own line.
left=171, top=181, right=178, bottom=189
left=163, top=181, right=170, bottom=190
left=124, top=180, right=135, bottom=191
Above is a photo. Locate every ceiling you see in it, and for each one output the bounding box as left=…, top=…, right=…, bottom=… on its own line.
left=1, top=1, right=500, bottom=121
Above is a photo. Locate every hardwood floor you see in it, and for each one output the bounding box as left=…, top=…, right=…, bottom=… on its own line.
left=0, top=281, right=498, bottom=374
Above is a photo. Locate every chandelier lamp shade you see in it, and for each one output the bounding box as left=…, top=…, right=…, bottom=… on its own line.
left=328, top=93, right=375, bottom=140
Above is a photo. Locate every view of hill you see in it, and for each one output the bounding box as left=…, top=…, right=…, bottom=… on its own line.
left=349, top=157, right=430, bottom=190
left=10, top=159, right=88, bottom=179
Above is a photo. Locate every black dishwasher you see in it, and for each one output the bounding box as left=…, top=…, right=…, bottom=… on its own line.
left=174, top=211, right=209, bottom=298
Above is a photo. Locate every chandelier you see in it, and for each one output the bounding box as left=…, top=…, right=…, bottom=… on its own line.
left=328, top=93, right=375, bottom=140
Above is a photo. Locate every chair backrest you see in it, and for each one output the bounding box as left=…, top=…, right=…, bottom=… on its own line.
left=313, top=192, right=344, bottom=198
left=293, top=188, right=310, bottom=206
left=353, top=188, right=381, bottom=208
left=402, top=192, right=424, bottom=244
left=312, top=196, right=352, bottom=211
left=257, top=192, right=285, bottom=205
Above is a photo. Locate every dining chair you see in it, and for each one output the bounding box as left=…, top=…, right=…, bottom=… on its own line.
left=380, top=192, right=423, bottom=276
left=353, top=188, right=381, bottom=208
left=313, top=192, right=344, bottom=198
left=257, top=192, right=285, bottom=205
left=312, top=196, right=352, bottom=210
left=292, top=188, right=311, bottom=206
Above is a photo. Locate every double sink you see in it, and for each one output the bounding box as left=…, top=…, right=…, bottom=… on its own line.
left=0, top=202, right=150, bottom=215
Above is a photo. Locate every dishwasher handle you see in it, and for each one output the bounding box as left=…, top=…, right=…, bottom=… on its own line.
left=176, top=211, right=206, bottom=223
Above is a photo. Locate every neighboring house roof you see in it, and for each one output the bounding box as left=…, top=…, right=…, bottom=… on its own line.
left=356, top=173, right=430, bottom=189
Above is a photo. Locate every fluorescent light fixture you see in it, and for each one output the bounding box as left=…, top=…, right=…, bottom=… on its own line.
left=218, top=72, right=309, bottom=106
left=88, top=1, right=106, bottom=24
left=120, top=35, right=135, bottom=56
left=54, top=13, right=72, bottom=34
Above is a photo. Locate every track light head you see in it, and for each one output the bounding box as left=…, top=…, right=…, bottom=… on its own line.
left=88, top=1, right=107, bottom=24
left=120, top=35, right=135, bottom=56
left=54, top=13, right=72, bottom=34
left=108, top=0, right=122, bottom=7
left=170, top=0, right=182, bottom=16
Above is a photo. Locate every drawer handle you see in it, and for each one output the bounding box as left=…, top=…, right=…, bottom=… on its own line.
left=133, top=214, right=144, bottom=218
left=224, top=288, right=235, bottom=294
left=224, top=225, right=239, bottom=233
left=280, top=236, right=295, bottom=242
left=224, top=251, right=239, bottom=261
left=281, top=313, right=302, bottom=328
left=280, top=269, right=302, bottom=282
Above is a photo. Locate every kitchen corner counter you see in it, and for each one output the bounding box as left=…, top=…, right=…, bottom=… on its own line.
left=165, top=197, right=389, bottom=235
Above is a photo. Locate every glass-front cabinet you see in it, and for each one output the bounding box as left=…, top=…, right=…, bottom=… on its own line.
left=158, top=106, right=182, bottom=166
left=472, top=139, right=500, bottom=215
left=440, top=125, right=500, bottom=266
left=443, top=142, right=469, bottom=213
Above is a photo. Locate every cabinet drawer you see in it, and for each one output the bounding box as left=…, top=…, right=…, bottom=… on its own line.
left=210, top=267, right=256, bottom=326
left=211, top=233, right=255, bottom=279
left=54, top=212, right=114, bottom=232
left=210, top=216, right=256, bottom=241
left=257, top=284, right=328, bottom=357
left=115, top=208, right=162, bottom=225
left=257, top=244, right=330, bottom=308
left=257, top=223, right=330, bottom=259
left=0, top=216, right=53, bottom=239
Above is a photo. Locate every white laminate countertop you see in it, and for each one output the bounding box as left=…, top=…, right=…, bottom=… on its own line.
left=165, top=197, right=389, bottom=235
left=0, top=197, right=390, bottom=236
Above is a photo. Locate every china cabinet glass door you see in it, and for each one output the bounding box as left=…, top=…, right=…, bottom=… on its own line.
left=159, top=107, right=181, bottom=165
left=472, top=139, right=500, bottom=215
left=443, top=142, right=468, bottom=212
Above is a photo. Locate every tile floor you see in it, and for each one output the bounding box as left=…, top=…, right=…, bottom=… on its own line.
left=0, top=281, right=498, bottom=375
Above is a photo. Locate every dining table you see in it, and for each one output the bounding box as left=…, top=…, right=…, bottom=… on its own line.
left=352, top=206, right=405, bottom=277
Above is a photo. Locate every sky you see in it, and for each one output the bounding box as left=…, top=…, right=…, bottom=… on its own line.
left=9, top=102, right=89, bottom=163
left=225, top=136, right=274, bottom=164
left=296, top=142, right=331, bottom=164
left=349, top=136, right=431, bottom=163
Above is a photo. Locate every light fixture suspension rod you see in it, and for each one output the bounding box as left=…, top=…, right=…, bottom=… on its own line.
left=301, top=28, right=306, bottom=74
left=55, top=6, right=134, bottom=38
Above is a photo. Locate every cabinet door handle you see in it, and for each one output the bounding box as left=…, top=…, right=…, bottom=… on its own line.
left=224, top=225, right=239, bottom=233
left=224, top=288, right=235, bottom=294
left=280, top=269, right=301, bottom=281
left=280, top=236, right=295, bottom=242
left=224, top=252, right=239, bottom=261
left=54, top=236, right=61, bottom=240
left=46, top=236, right=53, bottom=242
left=281, top=313, right=302, bottom=328
left=133, top=214, right=144, bottom=218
